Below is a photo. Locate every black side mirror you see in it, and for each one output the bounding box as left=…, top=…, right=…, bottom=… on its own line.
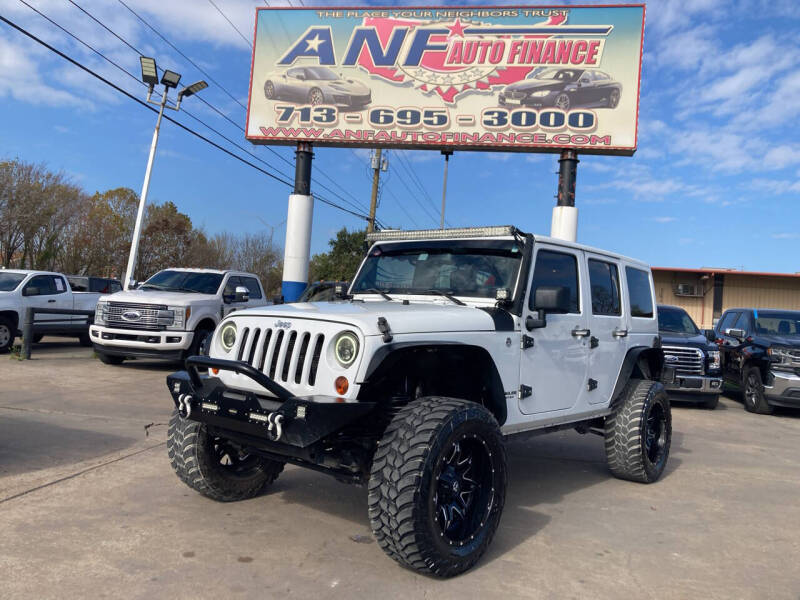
left=727, top=328, right=746, bottom=341
left=703, top=329, right=717, bottom=343
left=526, top=286, right=570, bottom=330
left=23, top=286, right=40, bottom=297
left=234, top=286, right=249, bottom=303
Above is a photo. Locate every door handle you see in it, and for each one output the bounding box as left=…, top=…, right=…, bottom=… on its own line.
left=47, top=299, right=56, bottom=303
left=571, top=327, right=590, bottom=338
left=612, top=328, right=628, bottom=338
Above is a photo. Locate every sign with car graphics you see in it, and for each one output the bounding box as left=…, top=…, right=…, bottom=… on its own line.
left=246, top=5, right=645, bottom=155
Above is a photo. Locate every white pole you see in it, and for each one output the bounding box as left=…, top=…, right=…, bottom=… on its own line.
left=281, top=193, right=314, bottom=301
left=123, top=92, right=167, bottom=290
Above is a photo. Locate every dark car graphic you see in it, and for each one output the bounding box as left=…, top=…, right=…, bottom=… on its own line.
left=498, top=68, right=622, bottom=111
left=264, top=66, right=372, bottom=108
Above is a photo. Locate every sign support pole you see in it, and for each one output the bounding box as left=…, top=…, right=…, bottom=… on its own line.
left=281, top=142, right=314, bottom=302
left=440, top=150, right=452, bottom=229
left=551, top=149, right=579, bottom=242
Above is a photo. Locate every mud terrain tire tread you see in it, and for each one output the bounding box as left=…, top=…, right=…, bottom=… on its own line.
left=604, top=379, right=671, bottom=483
left=167, top=409, right=283, bottom=502
left=368, top=397, right=506, bottom=577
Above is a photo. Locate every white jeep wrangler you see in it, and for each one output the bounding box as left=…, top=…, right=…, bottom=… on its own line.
left=166, top=226, right=672, bottom=577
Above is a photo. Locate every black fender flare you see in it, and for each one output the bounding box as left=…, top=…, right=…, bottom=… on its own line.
left=609, top=346, right=665, bottom=409
left=360, top=342, right=508, bottom=425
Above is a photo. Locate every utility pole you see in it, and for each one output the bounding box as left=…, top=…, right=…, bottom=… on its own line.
left=281, top=142, right=314, bottom=302
left=440, top=150, right=452, bottom=229
left=367, top=148, right=383, bottom=233
left=550, top=149, right=579, bottom=242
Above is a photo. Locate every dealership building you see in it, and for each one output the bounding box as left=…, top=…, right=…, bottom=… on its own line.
left=653, top=267, right=800, bottom=329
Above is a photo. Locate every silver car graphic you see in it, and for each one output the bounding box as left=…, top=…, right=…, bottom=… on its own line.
left=264, top=66, right=372, bottom=109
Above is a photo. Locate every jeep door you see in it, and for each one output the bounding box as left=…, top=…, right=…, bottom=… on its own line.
left=584, top=255, right=628, bottom=405
left=518, top=245, right=589, bottom=415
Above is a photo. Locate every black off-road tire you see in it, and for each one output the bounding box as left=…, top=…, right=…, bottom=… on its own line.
left=743, top=366, right=773, bottom=414
left=0, top=316, right=14, bottom=353
left=605, top=379, right=672, bottom=483
left=702, top=394, right=720, bottom=410
left=97, top=351, right=124, bottom=365
left=368, top=397, right=506, bottom=577
left=167, top=410, right=284, bottom=502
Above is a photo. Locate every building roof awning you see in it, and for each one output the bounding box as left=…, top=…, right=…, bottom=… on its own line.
left=653, top=267, right=800, bottom=279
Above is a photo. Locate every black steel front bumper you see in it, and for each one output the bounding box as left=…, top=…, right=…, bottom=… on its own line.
left=167, top=356, right=376, bottom=449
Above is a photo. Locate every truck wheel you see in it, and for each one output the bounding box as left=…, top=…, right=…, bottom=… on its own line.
left=368, top=397, right=506, bottom=577
left=97, top=352, right=125, bottom=365
left=743, top=367, right=773, bottom=414
left=167, top=410, right=284, bottom=502
left=702, top=394, right=719, bottom=410
left=187, top=326, right=213, bottom=358
left=0, top=317, right=14, bottom=353
left=605, top=379, right=671, bottom=483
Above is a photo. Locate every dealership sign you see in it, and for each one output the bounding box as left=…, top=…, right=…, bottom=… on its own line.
left=246, top=5, right=645, bottom=155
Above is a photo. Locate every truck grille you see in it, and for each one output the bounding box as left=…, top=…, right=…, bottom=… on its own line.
left=106, top=302, right=169, bottom=331
left=662, top=346, right=704, bottom=375
left=236, top=326, right=325, bottom=387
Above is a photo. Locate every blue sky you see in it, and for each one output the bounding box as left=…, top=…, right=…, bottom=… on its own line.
left=1, top=0, right=799, bottom=272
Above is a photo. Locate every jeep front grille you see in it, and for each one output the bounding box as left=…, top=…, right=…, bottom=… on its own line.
left=106, top=302, right=169, bottom=331
left=236, top=326, right=325, bottom=387
left=662, top=346, right=704, bottom=375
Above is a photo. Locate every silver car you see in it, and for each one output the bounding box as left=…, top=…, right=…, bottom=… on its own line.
left=264, top=66, right=371, bottom=108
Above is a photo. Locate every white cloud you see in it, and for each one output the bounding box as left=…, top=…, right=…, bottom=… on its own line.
left=771, top=233, right=800, bottom=240
left=651, top=216, right=677, bottom=223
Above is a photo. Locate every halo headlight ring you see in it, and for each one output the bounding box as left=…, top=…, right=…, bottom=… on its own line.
left=334, top=331, right=359, bottom=368
left=220, top=322, right=237, bottom=353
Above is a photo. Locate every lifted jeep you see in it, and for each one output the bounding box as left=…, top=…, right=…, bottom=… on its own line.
left=166, top=225, right=671, bottom=577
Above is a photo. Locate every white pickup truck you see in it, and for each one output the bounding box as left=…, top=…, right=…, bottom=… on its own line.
left=0, top=269, right=114, bottom=352
left=90, top=268, right=268, bottom=365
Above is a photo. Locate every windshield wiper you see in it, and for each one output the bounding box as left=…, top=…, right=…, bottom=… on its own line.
left=354, top=288, right=394, bottom=301
left=139, top=284, right=167, bottom=290
left=425, top=290, right=465, bottom=306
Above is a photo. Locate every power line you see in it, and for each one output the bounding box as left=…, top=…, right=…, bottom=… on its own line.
left=395, top=151, right=451, bottom=226
left=59, top=0, right=371, bottom=217
left=207, top=0, right=252, bottom=49
left=0, top=13, right=370, bottom=222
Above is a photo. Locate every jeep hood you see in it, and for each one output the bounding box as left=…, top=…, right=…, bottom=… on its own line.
left=101, top=289, right=217, bottom=305
left=231, top=300, right=512, bottom=336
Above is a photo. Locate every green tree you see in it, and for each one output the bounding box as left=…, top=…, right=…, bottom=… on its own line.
left=309, top=228, right=367, bottom=282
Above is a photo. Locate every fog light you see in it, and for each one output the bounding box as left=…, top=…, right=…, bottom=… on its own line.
left=335, top=376, right=349, bottom=395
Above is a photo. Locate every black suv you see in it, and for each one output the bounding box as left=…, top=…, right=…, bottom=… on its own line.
left=657, top=305, right=722, bottom=408
left=715, top=308, right=800, bottom=414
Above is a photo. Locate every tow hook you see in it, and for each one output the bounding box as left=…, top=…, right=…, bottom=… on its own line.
left=267, top=413, right=284, bottom=442
left=178, top=393, right=193, bottom=419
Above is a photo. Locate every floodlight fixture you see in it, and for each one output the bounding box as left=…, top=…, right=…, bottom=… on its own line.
left=178, top=80, right=208, bottom=101
left=160, top=70, right=182, bottom=89
left=140, top=56, right=159, bottom=86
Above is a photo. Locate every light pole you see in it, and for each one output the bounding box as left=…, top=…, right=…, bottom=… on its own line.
left=123, top=57, right=207, bottom=290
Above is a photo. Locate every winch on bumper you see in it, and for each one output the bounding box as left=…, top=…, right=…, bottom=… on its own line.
left=167, top=356, right=376, bottom=450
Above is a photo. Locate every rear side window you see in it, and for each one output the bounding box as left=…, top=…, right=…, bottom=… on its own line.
left=588, top=259, right=621, bottom=316
left=625, top=267, right=653, bottom=318
left=239, top=277, right=263, bottom=299
left=530, top=250, right=580, bottom=313
left=68, top=277, right=88, bottom=292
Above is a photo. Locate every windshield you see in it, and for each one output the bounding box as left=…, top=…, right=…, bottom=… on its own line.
left=306, top=67, right=338, bottom=81
left=0, top=272, right=26, bottom=292
left=755, top=312, right=800, bottom=337
left=658, top=307, right=699, bottom=334
left=351, top=240, right=523, bottom=299
left=535, top=68, right=581, bottom=82
left=140, top=270, right=223, bottom=294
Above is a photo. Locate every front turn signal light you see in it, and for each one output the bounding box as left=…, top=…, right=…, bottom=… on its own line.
left=335, top=376, right=349, bottom=395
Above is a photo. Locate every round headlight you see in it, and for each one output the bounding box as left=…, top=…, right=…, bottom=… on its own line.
left=220, top=322, right=237, bottom=353
left=334, top=331, right=359, bottom=367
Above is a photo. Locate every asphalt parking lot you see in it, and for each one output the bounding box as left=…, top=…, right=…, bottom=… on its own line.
left=2, top=340, right=799, bottom=599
